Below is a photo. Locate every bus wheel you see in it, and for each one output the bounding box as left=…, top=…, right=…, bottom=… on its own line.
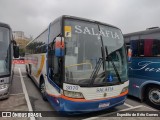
left=26, top=65, right=28, bottom=74
left=146, top=85, right=160, bottom=110
left=40, top=79, right=47, bottom=101
left=29, top=64, right=32, bottom=75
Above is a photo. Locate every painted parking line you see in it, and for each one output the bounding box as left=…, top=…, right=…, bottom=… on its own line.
left=10, top=93, right=24, bottom=96
left=19, top=68, right=35, bottom=120
left=83, top=105, right=143, bottom=120
left=82, top=103, right=143, bottom=120
left=120, top=105, right=143, bottom=111
left=142, top=105, right=157, bottom=111
left=83, top=117, right=99, bottom=120
left=124, top=103, right=134, bottom=108
left=14, top=74, right=27, bottom=78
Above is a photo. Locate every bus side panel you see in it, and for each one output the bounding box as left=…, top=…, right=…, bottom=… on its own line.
left=128, top=60, right=144, bottom=98
left=30, top=54, right=45, bottom=84
left=128, top=57, right=160, bottom=99
left=128, top=62, right=134, bottom=96
left=26, top=52, right=61, bottom=99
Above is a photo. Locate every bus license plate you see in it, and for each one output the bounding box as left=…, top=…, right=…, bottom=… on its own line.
left=98, top=102, right=110, bottom=108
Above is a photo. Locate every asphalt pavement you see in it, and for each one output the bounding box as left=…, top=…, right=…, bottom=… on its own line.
left=0, top=66, right=29, bottom=120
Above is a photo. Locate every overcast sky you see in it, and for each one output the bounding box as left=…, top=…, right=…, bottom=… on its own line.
left=0, top=0, right=160, bottom=38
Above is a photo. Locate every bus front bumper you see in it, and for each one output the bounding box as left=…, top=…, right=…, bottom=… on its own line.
left=47, top=94, right=127, bottom=114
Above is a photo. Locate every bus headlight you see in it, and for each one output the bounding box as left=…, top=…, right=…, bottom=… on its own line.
left=0, top=84, right=9, bottom=89
left=63, top=90, right=84, bottom=99
left=121, top=86, right=128, bottom=94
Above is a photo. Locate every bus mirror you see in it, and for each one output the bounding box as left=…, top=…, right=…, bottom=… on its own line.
left=127, top=48, right=132, bottom=62
left=13, top=46, right=19, bottom=58
left=55, top=37, right=64, bottom=57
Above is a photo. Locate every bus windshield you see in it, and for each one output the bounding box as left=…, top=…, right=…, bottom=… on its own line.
left=64, top=19, right=127, bottom=85
left=0, top=27, right=10, bottom=76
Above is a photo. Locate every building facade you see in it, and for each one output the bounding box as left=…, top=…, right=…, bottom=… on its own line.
left=13, top=31, right=31, bottom=49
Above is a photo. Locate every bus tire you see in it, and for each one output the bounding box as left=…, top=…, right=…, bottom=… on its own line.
left=40, top=78, right=47, bottom=101
left=29, top=64, right=32, bottom=75
left=26, top=65, right=31, bottom=78
left=26, top=65, right=28, bottom=75
left=146, top=85, right=160, bottom=110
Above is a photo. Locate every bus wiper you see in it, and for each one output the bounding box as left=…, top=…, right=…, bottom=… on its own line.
left=105, top=46, right=122, bottom=83
left=89, top=46, right=106, bottom=85
left=89, top=57, right=103, bottom=85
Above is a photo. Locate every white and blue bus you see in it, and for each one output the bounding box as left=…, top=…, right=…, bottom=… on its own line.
left=0, top=22, right=19, bottom=99
left=124, top=27, right=160, bottom=109
left=25, top=15, right=128, bottom=114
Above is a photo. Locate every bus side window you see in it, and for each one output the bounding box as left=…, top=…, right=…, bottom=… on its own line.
left=130, top=40, right=139, bottom=57
left=157, top=40, right=160, bottom=56
left=144, top=39, right=153, bottom=57
left=139, top=39, right=144, bottom=56
left=125, top=43, right=130, bottom=53
left=127, top=48, right=132, bottom=62
left=152, top=40, right=159, bottom=56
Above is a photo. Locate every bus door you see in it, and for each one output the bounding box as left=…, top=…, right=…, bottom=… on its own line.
left=48, top=41, right=60, bottom=86
left=47, top=36, right=64, bottom=88
left=47, top=21, right=63, bottom=88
